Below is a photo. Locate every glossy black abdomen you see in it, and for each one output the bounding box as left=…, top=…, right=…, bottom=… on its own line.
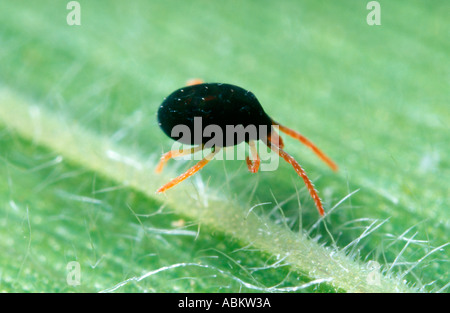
left=157, top=83, right=273, bottom=147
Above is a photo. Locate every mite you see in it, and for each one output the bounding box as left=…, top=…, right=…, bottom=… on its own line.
left=155, top=81, right=338, bottom=216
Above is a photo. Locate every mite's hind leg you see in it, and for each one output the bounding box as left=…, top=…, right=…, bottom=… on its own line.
left=155, top=145, right=204, bottom=173
left=272, top=120, right=338, bottom=171
left=267, top=128, right=284, bottom=149
left=156, top=147, right=221, bottom=193
left=246, top=140, right=260, bottom=173
left=265, top=140, right=325, bottom=216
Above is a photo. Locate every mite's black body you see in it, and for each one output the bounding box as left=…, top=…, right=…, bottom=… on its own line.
left=157, top=83, right=273, bottom=147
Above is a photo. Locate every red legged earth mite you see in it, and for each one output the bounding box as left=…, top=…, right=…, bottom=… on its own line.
left=155, top=80, right=338, bottom=216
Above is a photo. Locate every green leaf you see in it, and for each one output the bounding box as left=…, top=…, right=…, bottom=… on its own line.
left=0, top=0, right=448, bottom=293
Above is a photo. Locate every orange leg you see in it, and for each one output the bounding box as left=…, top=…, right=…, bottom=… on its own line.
left=266, top=141, right=325, bottom=216
left=156, top=147, right=221, bottom=193
left=246, top=140, right=260, bottom=173
left=155, top=145, right=204, bottom=174
left=272, top=120, right=338, bottom=172
left=186, top=78, right=205, bottom=86
left=267, top=129, right=284, bottom=149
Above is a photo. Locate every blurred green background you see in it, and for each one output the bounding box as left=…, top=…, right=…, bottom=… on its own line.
left=0, top=0, right=448, bottom=292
